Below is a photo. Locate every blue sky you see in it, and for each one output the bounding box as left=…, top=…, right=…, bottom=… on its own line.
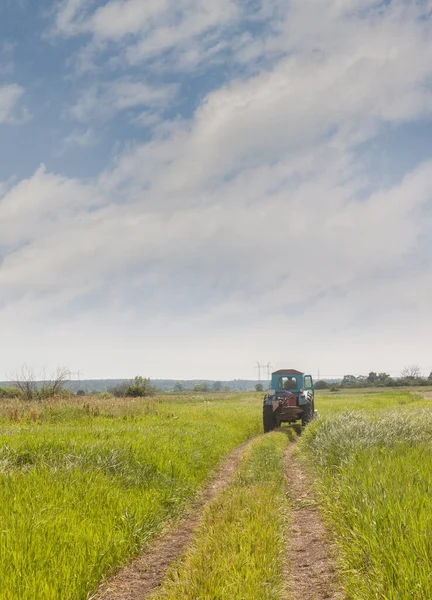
left=1, top=0, right=432, bottom=381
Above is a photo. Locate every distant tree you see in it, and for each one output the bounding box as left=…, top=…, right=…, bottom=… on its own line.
left=428, top=371, right=432, bottom=381
left=212, top=381, right=223, bottom=392
left=126, top=376, right=156, bottom=397
left=314, top=380, right=329, bottom=390
left=110, top=382, right=130, bottom=397
left=367, top=372, right=378, bottom=384
left=76, top=390, right=86, bottom=396
left=255, top=383, right=264, bottom=392
left=342, top=374, right=358, bottom=387
left=377, top=372, right=391, bottom=381
left=13, top=365, right=70, bottom=401
left=401, top=365, right=421, bottom=379
left=13, top=365, right=37, bottom=400
left=111, top=377, right=155, bottom=398
left=373, top=372, right=391, bottom=387
left=193, top=382, right=210, bottom=393
left=174, top=382, right=184, bottom=392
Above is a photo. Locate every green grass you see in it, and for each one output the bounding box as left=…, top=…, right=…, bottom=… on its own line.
left=0, top=394, right=261, bottom=600
left=314, top=390, right=426, bottom=415
left=300, top=394, right=432, bottom=600
left=3, top=388, right=431, bottom=599
left=155, top=430, right=294, bottom=600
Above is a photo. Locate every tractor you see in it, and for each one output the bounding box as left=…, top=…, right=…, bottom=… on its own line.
left=263, top=369, right=315, bottom=432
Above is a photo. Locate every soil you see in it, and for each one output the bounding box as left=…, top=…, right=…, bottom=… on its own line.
left=92, top=438, right=255, bottom=600
left=284, top=443, right=343, bottom=600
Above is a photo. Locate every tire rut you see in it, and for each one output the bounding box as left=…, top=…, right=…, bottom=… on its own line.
left=284, top=443, right=343, bottom=600
left=92, top=437, right=256, bottom=600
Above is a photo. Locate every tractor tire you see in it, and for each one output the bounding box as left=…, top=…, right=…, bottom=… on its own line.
left=301, top=403, right=313, bottom=427
left=263, top=405, right=277, bottom=433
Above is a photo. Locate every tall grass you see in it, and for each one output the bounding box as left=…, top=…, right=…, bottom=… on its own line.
left=300, top=401, right=432, bottom=600
left=314, top=390, right=424, bottom=415
left=155, top=431, right=294, bottom=600
left=0, top=395, right=261, bottom=600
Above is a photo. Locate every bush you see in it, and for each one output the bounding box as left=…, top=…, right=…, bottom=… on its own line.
left=111, top=377, right=155, bottom=398
left=314, top=380, right=329, bottom=390
left=110, top=382, right=129, bottom=398
left=13, top=366, right=70, bottom=401
left=0, top=386, right=22, bottom=399
left=193, top=383, right=210, bottom=393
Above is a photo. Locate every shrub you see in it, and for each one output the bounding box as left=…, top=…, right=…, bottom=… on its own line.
left=110, top=382, right=130, bottom=398
left=0, top=386, right=22, bottom=399
left=314, top=380, right=329, bottom=390
left=193, top=383, right=210, bottom=393
left=111, top=377, right=155, bottom=398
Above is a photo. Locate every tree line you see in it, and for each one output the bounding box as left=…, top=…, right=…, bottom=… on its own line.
left=315, top=365, right=432, bottom=390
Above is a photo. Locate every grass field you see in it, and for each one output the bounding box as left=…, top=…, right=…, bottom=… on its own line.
left=0, top=394, right=260, bottom=600
left=155, top=430, right=293, bottom=600
left=1, top=389, right=432, bottom=599
left=300, top=391, right=432, bottom=599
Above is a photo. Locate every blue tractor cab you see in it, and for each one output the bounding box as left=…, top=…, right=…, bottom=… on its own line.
left=263, top=369, right=315, bottom=432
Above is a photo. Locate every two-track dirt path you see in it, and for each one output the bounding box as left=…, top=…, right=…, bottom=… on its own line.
left=284, top=443, right=342, bottom=600
left=94, top=435, right=342, bottom=600
left=93, top=438, right=255, bottom=600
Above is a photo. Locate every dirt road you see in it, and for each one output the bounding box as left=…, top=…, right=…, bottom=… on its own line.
left=94, top=435, right=342, bottom=600
left=93, top=439, right=255, bottom=600
left=284, top=443, right=342, bottom=599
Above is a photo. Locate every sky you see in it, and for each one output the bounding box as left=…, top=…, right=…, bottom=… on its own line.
left=1, top=0, right=432, bottom=381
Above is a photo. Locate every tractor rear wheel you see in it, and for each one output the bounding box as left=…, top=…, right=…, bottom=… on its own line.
left=301, top=403, right=313, bottom=427
left=263, top=405, right=277, bottom=433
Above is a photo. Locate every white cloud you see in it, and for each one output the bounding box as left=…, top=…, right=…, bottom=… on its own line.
left=0, top=42, right=15, bottom=75
left=0, top=83, right=25, bottom=123
left=70, top=79, right=178, bottom=121
left=63, top=127, right=98, bottom=147
left=54, top=0, right=91, bottom=36
left=2, top=0, right=432, bottom=377
left=56, top=0, right=239, bottom=41
left=54, top=0, right=240, bottom=71
left=0, top=165, right=104, bottom=249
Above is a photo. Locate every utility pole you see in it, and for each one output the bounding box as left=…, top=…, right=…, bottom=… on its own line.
left=266, top=362, right=272, bottom=388
left=256, top=362, right=272, bottom=388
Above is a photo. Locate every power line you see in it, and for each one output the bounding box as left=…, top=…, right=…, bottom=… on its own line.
left=256, top=362, right=261, bottom=383
left=256, top=362, right=272, bottom=387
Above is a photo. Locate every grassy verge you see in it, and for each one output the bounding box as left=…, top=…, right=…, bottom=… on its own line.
left=0, top=394, right=261, bottom=600
left=155, top=430, right=294, bottom=600
left=299, top=398, right=432, bottom=600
